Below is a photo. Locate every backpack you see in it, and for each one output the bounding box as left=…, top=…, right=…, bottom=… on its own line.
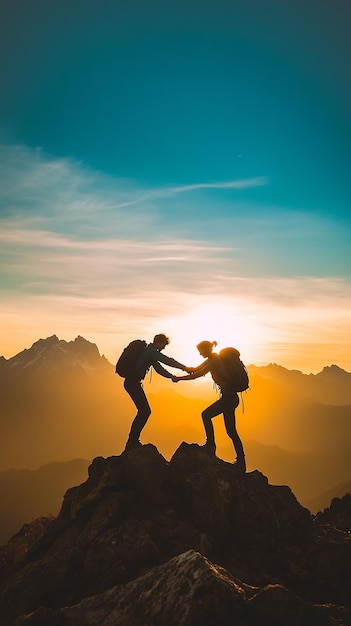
left=218, top=347, right=249, bottom=392
left=115, top=339, right=147, bottom=378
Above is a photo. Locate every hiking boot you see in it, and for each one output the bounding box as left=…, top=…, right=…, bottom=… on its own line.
left=233, top=457, right=246, bottom=472
left=201, top=442, right=216, bottom=455
left=124, top=438, right=142, bottom=452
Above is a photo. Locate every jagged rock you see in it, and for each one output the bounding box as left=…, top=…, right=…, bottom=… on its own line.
left=0, top=443, right=350, bottom=626
left=316, top=492, right=351, bottom=531
left=15, top=551, right=342, bottom=626
left=0, top=517, right=54, bottom=579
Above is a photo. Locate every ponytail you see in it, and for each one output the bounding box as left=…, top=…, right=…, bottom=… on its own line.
left=197, top=340, right=217, bottom=356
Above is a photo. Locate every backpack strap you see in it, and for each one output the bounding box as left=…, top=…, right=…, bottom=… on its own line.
left=239, top=391, right=245, bottom=413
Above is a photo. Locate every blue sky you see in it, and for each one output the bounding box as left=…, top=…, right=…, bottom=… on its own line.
left=1, top=0, right=350, bottom=371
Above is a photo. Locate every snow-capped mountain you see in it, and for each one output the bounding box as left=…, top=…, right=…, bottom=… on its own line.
left=0, top=335, right=112, bottom=376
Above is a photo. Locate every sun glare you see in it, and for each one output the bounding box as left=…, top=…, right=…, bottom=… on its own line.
left=163, top=300, right=268, bottom=367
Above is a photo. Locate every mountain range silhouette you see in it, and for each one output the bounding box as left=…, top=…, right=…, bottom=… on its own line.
left=1, top=335, right=350, bottom=544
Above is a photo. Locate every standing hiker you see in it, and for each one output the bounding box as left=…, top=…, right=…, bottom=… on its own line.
left=173, top=340, right=247, bottom=471
left=118, top=334, right=192, bottom=450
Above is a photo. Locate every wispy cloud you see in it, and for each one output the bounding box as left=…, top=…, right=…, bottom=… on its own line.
left=0, top=144, right=267, bottom=222
left=164, top=177, right=268, bottom=194
left=1, top=270, right=350, bottom=373
left=0, top=227, right=231, bottom=255
left=108, top=176, right=268, bottom=209
left=1, top=143, right=350, bottom=373
left=0, top=223, right=236, bottom=298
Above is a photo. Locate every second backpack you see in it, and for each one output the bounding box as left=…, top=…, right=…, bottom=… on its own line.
left=218, top=347, right=249, bottom=392
left=115, top=339, right=147, bottom=378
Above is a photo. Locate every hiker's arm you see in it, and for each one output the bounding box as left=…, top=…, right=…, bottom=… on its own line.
left=151, top=346, right=191, bottom=372
left=173, top=361, right=210, bottom=381
left=152, top=361, right=174, bottom=379
left=190, top=361, right=209, bottom=372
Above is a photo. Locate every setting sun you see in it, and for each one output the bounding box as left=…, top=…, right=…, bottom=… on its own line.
left=160, top=297, right=273, bottom=368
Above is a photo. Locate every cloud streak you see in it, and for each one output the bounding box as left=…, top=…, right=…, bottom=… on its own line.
left=0, top=144, right=267, bottom=219
left=1, top=143, right=350, bottom=373
left=108, top=176, right=269, bottom=209
left=164, top=177, right=269, bottom=193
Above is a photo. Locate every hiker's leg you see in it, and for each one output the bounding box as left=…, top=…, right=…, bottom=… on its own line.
left=201, top=397, right=225, bottom=449
left=124, top=379, right=151, bottom=442
left=222, top=393, right=245, bottom=468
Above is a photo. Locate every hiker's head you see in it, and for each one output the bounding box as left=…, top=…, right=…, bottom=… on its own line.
left=153, top=333, right=170, bottom=351
left=196, top=340, right=217, bottom=358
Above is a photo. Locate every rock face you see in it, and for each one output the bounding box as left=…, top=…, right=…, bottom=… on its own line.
left=14, top=551, right=341, bottom=626
left=0, top=443, right=350, bottom=626
left=0, top=335, right=108, bottom=375
left=317, top=492, right=351, bottom=531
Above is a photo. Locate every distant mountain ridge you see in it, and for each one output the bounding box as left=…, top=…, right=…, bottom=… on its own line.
left=2, top=334, right=351, bottom=375
left=0, top=460, right=89, bottom=545
left=249, top=362, right=351, bottom=405
left=0, top=335, right=111, bottom=376
left=306, top=480, right=351, bottom=515
left=0, top=335, right=350, bottom=522
left=1, top=335, right=350, bottom=388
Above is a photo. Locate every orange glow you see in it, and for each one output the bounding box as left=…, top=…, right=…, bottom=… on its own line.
left=158, top=299, right=273, bottom=368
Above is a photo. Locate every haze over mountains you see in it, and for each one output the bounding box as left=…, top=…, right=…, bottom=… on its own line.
left=1, top=335, right=350, bottom=543
left=0, top=459, right=89, bottom=545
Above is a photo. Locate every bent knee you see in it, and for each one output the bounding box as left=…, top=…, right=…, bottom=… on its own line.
left=143, top=405, right=151, bottom=418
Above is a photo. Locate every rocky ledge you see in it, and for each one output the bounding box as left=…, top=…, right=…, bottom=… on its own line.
left=0, top=443, right=350, bottom=625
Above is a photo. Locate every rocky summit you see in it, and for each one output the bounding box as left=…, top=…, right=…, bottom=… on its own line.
left=0, top=443, right=350, bottom=625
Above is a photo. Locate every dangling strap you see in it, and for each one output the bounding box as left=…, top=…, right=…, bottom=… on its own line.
left=149, top=366, right=153, bottom=383
left=240, top=391, right=245, bottom=413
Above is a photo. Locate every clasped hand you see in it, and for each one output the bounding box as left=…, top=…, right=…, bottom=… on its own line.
left=172, top=366, right=195, bottom=382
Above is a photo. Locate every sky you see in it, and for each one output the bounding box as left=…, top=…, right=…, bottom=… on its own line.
left=0, top=0, right=350, bottom=373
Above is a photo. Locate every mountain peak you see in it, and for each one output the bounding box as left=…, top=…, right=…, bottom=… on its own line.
left=321, top=364, right=346, bottom=375
left=32, top=334, right=60, bottom=347
left=0, top=335, right=109, bottom=375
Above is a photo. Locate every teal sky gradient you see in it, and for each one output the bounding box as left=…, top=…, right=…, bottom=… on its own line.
left=0, top=0, right=350, bottom=371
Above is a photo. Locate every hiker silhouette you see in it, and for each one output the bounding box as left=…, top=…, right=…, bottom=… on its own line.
left=173, top=340, right=246, bottom=471
left=123, top=334, right=192, bottom=450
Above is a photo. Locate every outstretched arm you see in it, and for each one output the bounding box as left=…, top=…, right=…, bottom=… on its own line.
left=149, top=345, right=191, bottom=372
left=190, top=361, right=209, bottom=373
left=153, top=361, right=175, bottom=379
left=173, top=360, right=210, bottom=381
